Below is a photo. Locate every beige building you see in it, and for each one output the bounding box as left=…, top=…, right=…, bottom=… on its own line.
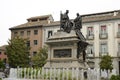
left=9, top=15, right=54, bottom=56
left=42, top=10, right=120, bottom=74
left=9, top=10, right=120, bottom=74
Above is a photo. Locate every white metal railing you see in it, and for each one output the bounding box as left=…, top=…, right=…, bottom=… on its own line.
left=86, top=34, right=94, bottom=40
left=99, top=33, right=108, bottom=39
left=3, top=67, right=117, bottom=80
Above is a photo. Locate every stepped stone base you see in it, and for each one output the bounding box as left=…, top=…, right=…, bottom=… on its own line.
left=44, top=30, right=89, bottom=69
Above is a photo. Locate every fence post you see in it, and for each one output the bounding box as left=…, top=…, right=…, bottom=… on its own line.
left=31, top=68, right=33, bottom=79
left=97, top=68, right=100, bottom=80
left=66, top=68, right=68, bottom=80
left=50, top=68, right=52, bottom=80
left=81, top=69, right=84, bottom=80
left=72, top=68, right=75, bottom=80
left=37, top=68, right=40, bottom=79
left=45, top=68, right=48, bottom=80
left=58, top=68, right=60, bottom=80
left=26, top=68, right=29, bottom=79
left=41, top=67, right=43, bottom=79
left=53, top=68, right=56, bottom=80
left=62, top=68, right=64, bottom=80
left=76, top=68, right=79, bottom=80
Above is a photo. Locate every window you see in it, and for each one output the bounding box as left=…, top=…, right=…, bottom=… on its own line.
left=118, top=43, right=120, bottom=56
left=26, top=41, right=30, bottom=47
left=53, top=49, right=72, bottom=58
left=31, top=19, right=37, bottom=22
left=3, top=58, right=6, bottom=63
left=14, top=32, right=18, bottom=36
left=34, top=30, right=38, bottom=35
left=20, top=31, right=24, bottom=36
left=118, top=24, right=120, bottom=32
left=27, top=31, right=31, bottom=36
left=48, top=31, right=53, bottom=38
left=87, top=44, right=94, bottom=54
left=87, top=27, right=93, bottom=36
left=33, top=51, right=37, bottom=56
left=34, top=40, right=38, bottom=45
left=118, top=43, right=120, bottom=52
left=39, top=18, right=47, bottom=21
left=100, top=43, right=108, bottom=55
left=100, top=25, right=107, bottom=34
left=117, top=24, right=120, bottom=38
left=4, top=52, right=6, bottom=55
left=99, top=25, right=108, bottom=39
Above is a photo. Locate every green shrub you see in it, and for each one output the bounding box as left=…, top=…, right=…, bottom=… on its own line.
left=0, top=60, right=5, bottom=69
left=110, top=75, right=120, bottom=80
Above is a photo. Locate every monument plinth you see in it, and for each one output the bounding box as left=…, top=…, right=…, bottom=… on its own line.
left=44, top=30, right=88, bottom=68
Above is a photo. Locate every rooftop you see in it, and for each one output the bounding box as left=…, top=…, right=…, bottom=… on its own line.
left=82, top=10, right=120, bottom=23
left=10, top=10, right=120, bottom=30
left=27, top=14, right=53, bottom=21
left=0, top=45, right=7, bottom=51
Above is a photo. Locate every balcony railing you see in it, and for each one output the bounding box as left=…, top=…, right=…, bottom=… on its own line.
left=117, top=32, right=120, bottom=38
left=86, top=34, right=94, bottom=40
left=99, top=52, right=108, bottom=57
left=99, top=33, right=108, bottom=39
left=87, top=53, right=94, bottom=58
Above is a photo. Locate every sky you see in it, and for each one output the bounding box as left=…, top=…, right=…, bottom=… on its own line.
left=0, top=0, right=120, bottom=46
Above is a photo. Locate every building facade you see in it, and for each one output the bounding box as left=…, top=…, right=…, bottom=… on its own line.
left=9, top=10, right=120, bottom=74
left=42, top=10, right=120, bottom=74
left=0, top=45, right=8, bottom=63
left=9, top=15, right=54, bottom=56
left=82, top=11, right=120, bottom=73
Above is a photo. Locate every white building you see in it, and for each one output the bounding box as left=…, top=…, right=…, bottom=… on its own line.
left=42, top=10, right=120, bottom=74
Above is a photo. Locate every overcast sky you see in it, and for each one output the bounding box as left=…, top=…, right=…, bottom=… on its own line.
left=0, top=0, right=120, bottom=46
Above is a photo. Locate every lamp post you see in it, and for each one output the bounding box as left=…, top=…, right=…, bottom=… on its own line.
left=29, top=56, right=32, bottom=67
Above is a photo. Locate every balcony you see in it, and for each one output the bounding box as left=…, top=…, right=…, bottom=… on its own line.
left=99, top=33, right=108, bottom=39
left=117, top=32, right=120, bottom=38
left=86, top=34, right=94, bottom=40
left=99, top=52, right=108, bottom=57
left=87, top=53, right=94, bottom=58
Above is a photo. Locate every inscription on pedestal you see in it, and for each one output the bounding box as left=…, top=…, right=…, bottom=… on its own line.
left=53, top=49, right=71, bottom=58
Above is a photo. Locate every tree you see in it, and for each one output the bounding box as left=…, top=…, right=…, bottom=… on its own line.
left=31, top=46, right=48, bottom=68
left=0, top=60, right=5, bottom=70
left=6, top=36, right=30, bottom=68
left=99, top=55, right=113, bottom=79
left=99, top=55, right=113, bottom=71
left=110, top=75, right=120, bottom=80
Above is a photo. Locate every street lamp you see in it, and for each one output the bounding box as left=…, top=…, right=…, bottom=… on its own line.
left=29, top=56, right=32, bottom=67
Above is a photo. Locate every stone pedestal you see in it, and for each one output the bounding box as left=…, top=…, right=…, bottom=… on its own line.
left=44, top=30, right=88, bottom=69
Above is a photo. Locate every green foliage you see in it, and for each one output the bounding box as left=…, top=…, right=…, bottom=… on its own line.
left=110, top=75, right=120, bottom=80
left=6, top=36, right=30, bottom=68
left=99, top=55, right=113, bottom=71
left=31, top=46, right=48, bottom=68
left=0, top=60, right=5, bottom=69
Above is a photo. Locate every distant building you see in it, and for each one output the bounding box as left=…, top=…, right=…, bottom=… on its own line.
left=9, top=10, right=120, bottom=74
left=0, top=45, right=7, bottom=63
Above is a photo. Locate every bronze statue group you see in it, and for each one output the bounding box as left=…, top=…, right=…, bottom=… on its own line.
left=60, top=10, right=89, bottom=62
